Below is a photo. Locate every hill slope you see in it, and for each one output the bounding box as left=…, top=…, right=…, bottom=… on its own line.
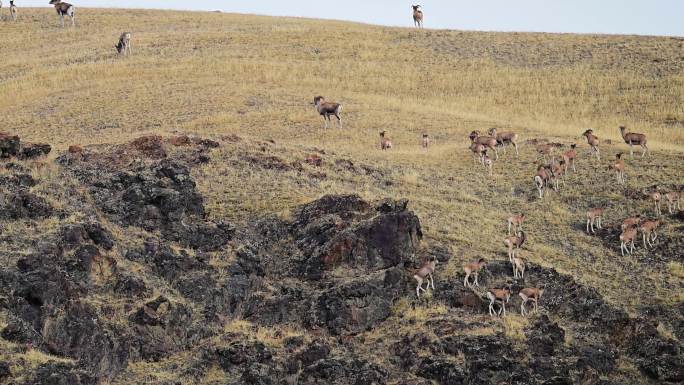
left=0, top=8, right=682, bottom=385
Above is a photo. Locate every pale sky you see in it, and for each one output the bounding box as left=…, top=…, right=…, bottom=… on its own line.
left=20, top=0, right=684, bottom=36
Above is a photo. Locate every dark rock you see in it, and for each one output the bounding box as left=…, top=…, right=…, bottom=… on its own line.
left=127, top=296, right=194, bottom=361
left=241, top=363, right=274, bottom=385
left=294, top=340, right=330, bottom=367
left=18, top=143, right=52, bottom=159
left=114, top=273, right=150, bottom=298
left=0, top=361, right=10, bottom=381
left=576, top=345, right=616, bottom=374
left=216, top=340, right=272, bottom=370
left=525, top=315, right=565, bottom=356
left=416, top=357, right=465, bottom=385
left=84, top=222, right=115, bottom=250
left=26, top=362, right=96, bottom=385
left=41, top=301, right=129, bottom=378
left=73, top=244, right=101, bottom=272
left=130, top=135, right=167, bottom=158
left=0, top=132, right=20, bottom=158
left=0, top=189, right=53, bottom=220
left=309, top=268, right=404, bottom=335
left=625, top=319, right=684, bottom=382
left=293, top=194, right=422, bottom=279
left=60, top=141, right=232, bottom=250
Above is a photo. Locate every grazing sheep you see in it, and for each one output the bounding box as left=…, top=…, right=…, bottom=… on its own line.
left=469, top=130, right=498, bottom=160
left=49, top=0, right=75, bottom=27
left=115, top=32, right=132, bottom=55
left=488, top=127, right=519, bottom=156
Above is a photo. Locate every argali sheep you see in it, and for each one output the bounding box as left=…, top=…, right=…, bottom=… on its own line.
left=488, top=127, right=519, bottom=156
left=115, top=32, right=132, bottom=55
left=619, top=227, right=637, bottom=256
left=9, top=0, right=17, bottom=21
left=468, top=131, right=498, bottom=160
left=312, top=96, right=342, bottom=129
left=665, top=191, right=681, bottom=214
left=611, top=153, right=626, bottom=184
left=379, top=131, right=393, bottom=150
left=551, top=159, right=567, bottom=191
left=621, top=215, right=642, bottom=231
left=487, top=287, right=511, bottom=317
left=512, top=256, right=526, bottom=279
left=482, top=150, right=493, bottom=176
left=463, top=258, right=486, bottom=288
left=536, top=143, right=555, bottom=163
left=503, top=231, right=526, bottom=262
left=413, top=258, right=437, bottom=298
left=507, top=214, right=525, bottom=236
left=639, top=218, right=660, bottom=249
left=561, top=144, right=577, bottom=173
left=582, top=129, right=600, bottom=160
left=469, top=142, right=486, bottom=164
left=619, top=125, right=648, bottom=158
left=412, top=5, right=423, bottom=28
left=519, top=287, right=544, bottom=316
left=586, top=207, right=605, bottom=234
left=49, top=0, right=75, bottom=27
left=650, top=191, right=662, bottom=216
left=534, top=165, right=554, bottom=198
left=422, top=133, right=429, bottom=149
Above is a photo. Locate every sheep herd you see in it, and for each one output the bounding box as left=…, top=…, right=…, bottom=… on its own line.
left=403, top=122, right=679, bottom=318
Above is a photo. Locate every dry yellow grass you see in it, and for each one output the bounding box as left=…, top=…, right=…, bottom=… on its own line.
left=1, top=7, right=683, bottom=318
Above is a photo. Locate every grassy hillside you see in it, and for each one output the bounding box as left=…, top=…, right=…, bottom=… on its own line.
left=0, top=8, right=683, bottom=384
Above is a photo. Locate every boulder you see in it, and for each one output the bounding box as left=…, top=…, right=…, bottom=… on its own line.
left=0, top=132, right=20, bottom=158
left=18, top=143, right=52, bottom=159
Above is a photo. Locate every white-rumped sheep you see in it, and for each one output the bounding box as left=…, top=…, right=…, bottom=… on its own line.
left=313, top=96, right=342, bottom=129
left=115, top=32, right=132, bottom=55
left=412, top=5, right=423, bottom=28
left=488, top=127, right=519, bottom=156
left=619, top=125, right=648, bottom=158
left=49, top=0, right=75, bottom=27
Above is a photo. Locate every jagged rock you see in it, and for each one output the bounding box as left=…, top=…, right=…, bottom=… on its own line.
left=128, top=296, right=195, bottom=361
left=130, top=135, right=167, bottom=158
left=41, top=301, right=129, bottom=378
left=25, top=362, right=96, bottom=385
left=576, top=345, right=616, bottom=374
left=626, top=319, right=684, bottom=382
left=114, top=273, right=150, bottom=298
left=216, top=340, right=273, bottom=370
left=60, top=141, right=232, bottom=250
left=294, top=340, right=330, bottom=367
left=0, top=132, right=20, bottom=158
left=0, top=189, right=53, bottom=220
left=0, top=361, right=10, bottom=381
left=18, top=143, right=52, bottom=159
left=416, top=357, right=465, bottom=385
left=292, top=194, right=423, bottom=279
left=525, top=315, right=565, bottom=356
left=309, top=268, right=405, bottom=334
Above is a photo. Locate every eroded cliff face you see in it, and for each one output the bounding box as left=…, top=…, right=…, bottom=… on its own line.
left=0, top=134, right=681, bottom=385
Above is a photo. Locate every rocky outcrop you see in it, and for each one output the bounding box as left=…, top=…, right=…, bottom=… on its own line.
left=57, top=139, right=233, bottom=251
left=0, top=133, right=20, bottom=158
left=292, top=195, right=422, bottom=279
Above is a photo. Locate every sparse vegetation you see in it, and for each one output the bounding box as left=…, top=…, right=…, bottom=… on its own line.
left=0, top=7, right=682, bottom=385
